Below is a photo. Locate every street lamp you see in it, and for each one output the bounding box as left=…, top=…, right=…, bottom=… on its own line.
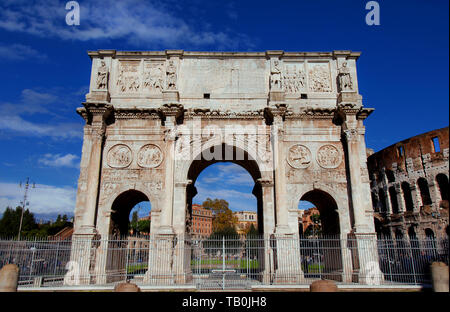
left=18, top=177, right=35, bottom=240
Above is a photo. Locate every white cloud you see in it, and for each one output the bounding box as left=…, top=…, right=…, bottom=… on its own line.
left=0, top=114, right=83, bottom=139
left=200, top=163, right=254, bottom=187
left=194, top=182, right=257, bottom=212
left=0, top=43, right=47, bottom=61
left=0, top=88, right=84, bottom=139
left=0, top=182, right=76, bottom=215
left=38, top=153, right=80, bottom=168
left=0, top=0, right=253, bottom=49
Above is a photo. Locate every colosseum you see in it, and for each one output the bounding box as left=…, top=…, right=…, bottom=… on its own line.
left=367, top=127, right=449, bottom=240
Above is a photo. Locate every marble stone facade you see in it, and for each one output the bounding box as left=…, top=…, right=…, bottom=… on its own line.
left=70, top=49, right=379, bottom=285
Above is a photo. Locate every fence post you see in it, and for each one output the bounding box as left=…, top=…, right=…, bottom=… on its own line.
left=0, top=264, right=19, bottom=292
left=431, top=262, right=449, bottom=292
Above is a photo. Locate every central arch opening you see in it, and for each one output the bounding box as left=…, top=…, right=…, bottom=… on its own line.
left=186, top=143, right=263, bottom=236
left=186, top=143, right=265, bottom=283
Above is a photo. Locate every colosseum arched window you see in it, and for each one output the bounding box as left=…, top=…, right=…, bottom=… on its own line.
left=389, top=186, right=399, bottom=214
left=436, top=173, right=449, bottom=201
left=401, top=182, right=414, bottom=212
left=417, top=178, right=432, bottom=206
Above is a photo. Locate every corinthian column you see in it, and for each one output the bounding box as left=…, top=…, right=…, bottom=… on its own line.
left=158, top=104, right=184, bottom=235
left=269, top=105, right=291, bottom=234
left=75, top=104, right=111, bottom=235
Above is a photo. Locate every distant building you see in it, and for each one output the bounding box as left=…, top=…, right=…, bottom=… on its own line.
left=367, top=127, right=449, bottom=239
left=49, top=226, right=73, bottom=240
left=234, top=211, right=258, bottom=235
left=139, top=214, right=151, bottom=221
left=191, top=204, right=213, bottom=235
left=298, top=207, right=320, bottom=234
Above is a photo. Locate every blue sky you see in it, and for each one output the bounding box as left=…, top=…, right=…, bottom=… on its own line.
left=0, top=0, right=448, bottom=220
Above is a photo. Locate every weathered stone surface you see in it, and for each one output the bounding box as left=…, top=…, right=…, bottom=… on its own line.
left=114, top=282, right=141, bottom=292
left=0, top=264, right=19, bottom=292
left=368, top=127, right=449, bottom=239
left=71, top=50, right=380, bottom=285
left=431, top=262, right=449, bottom=292
left=310, top=280, right=338, bottom=292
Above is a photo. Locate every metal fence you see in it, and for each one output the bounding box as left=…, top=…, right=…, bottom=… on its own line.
left=0, top=234, right=447, bottom=289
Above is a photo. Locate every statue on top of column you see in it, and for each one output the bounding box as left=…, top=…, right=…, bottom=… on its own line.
left=166, top=60, right=177, bottom=90
left=270, top=59, right=282, bottom=90
left=338, top=62, right=353, bottom=91
left=96, top=60, right=108, bottom=90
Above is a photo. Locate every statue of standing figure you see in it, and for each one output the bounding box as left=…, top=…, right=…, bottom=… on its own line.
left=270, top=59, right=282, bottom=90
left=96, top=60, right=108, bottom=90
left=338, top=62, right=353, bottom=91
left=166, top=60, right=177, bottom=90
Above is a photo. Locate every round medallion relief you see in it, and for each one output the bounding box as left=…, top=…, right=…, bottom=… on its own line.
left=287, top=144, right=312, bottom=169
left=137, top=144, right=163, bottom=168
left=316, top=144, right=342, bottom=169
left=107, top=144, right=132, bottom=168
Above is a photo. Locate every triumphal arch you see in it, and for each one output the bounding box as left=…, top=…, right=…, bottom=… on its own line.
left=71, top=49, right=380, bottom=285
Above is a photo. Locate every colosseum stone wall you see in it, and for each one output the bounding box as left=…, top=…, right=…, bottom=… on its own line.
left=367, top=127, right=449, bottom=240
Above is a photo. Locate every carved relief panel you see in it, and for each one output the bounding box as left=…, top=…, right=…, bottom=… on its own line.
left=283, top=63, right=306, bottom=94
left=308, top=62, right=332, bottom=92
left=116, top=60, right=141, bottom=93
left=287, top=144, right=311, bottom=169
left=137, top=144, right=163, bottom=168
left=143, top=61, right=164, bottom=93
left=316, top=144, right=342, bottom=169
left=107, top=144, right=133, bottom=168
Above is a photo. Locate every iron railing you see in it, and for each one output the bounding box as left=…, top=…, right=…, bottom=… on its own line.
left=0, top=234, right=447, bottom=289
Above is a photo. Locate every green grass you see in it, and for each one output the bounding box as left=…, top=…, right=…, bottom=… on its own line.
left=191, top=259, right=260, bottom=269
left=127, top=263, right=148, bottom=274
left=301, top=264, right=325, bottom=272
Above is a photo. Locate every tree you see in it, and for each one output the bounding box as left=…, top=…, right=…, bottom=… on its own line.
left=137, top=219, right=151, bottom=234
left=129, top=211, right=139, bottom=233
left=246, top=223, right=258, bottom=236
left=202, top=198, right=238, bottom=234
left=0, top=206, right=38, bottom=238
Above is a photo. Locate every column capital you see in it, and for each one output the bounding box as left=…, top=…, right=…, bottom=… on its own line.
left=160, top=103, right=184, bottom=126
left=78, top=102, right=113, bottom=125
left=343, top=128, right=359, bottom=142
